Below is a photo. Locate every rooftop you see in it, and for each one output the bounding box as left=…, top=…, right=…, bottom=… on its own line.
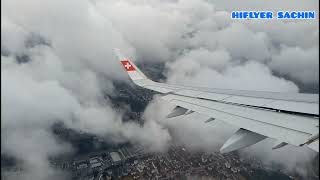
left=89, top=159, right=99, bottom=164
left=110, top=152, right=122, bottom=162
left=91, top=162, right=102, bottom=168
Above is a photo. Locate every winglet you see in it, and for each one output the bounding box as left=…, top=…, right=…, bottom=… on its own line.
left=113, top=48, right=148, bottom=81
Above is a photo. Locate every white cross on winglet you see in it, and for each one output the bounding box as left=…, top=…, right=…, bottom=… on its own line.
left=124, top=62, right=132, bottom=69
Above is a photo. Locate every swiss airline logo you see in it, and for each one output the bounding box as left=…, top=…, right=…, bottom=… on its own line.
left=120, top=60, right=135, bottom=71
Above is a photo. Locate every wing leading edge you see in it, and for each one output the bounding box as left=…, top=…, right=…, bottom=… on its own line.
left=114, top=49, right=319, bottom=153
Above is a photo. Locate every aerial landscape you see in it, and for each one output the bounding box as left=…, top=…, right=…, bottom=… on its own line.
left=1, top=0, right=319, bottom=180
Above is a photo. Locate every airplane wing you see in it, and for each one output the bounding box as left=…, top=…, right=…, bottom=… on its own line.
left=114, top=49, right=319, bottom=153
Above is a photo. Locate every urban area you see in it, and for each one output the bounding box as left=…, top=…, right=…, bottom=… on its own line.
left=2, top=77, right=319, bottom=180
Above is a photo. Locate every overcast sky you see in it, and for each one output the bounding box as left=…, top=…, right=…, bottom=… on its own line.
left=210, top=0, right=318, bottom=11
left=1, top=0, right=318, bottom=179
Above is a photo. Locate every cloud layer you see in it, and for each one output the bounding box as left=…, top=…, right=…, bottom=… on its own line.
left=2, top=0, right=318, bottom=179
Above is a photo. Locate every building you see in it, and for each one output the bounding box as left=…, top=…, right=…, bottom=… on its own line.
left=90, top=162, right=102, bottom=169
left=110, top=152, right=122, bottom=165
left=89, top=158, right=102, bottom=169
left=77, top=163, right=88, bottom=170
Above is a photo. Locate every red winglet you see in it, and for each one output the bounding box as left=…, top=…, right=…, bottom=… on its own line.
left=120, top=60, right=135, bottom=71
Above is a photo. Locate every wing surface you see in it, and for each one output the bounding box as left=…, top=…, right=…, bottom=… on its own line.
left=114, top=49, right=319, bottom=153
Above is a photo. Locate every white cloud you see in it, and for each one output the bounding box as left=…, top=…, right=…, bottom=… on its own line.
left=1, top=0, right=318, bottom=179
left=167, top=59, right=298, bottom=92
left=270, top=46, right=319, bottom=85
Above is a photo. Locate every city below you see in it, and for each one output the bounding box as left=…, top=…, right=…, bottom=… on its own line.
left=1, top=81, right=318, bottom=180
left=2, top=141, right=318, bottom=180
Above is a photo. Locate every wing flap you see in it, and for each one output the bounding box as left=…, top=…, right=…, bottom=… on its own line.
left=162, top=94, right=318, bottom=147
left=214, top=95, right=275, bottom=107
left=263, top=100, right=318, bottom=115
left=196, top=92, right=231, bottom=101
left=307, top=140, right=319, bottom=152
